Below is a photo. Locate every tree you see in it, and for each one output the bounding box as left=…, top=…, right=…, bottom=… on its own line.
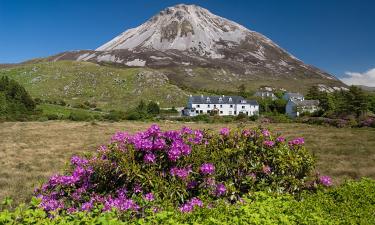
left=147, top=101, right=160, bottom=115
left=0, top=76, right=36, bottom=119
left=345, top=86, right=369, bottom=116
left=237, top=84, right=247, bottom=98
left=306, top=86, right=320, bottom=100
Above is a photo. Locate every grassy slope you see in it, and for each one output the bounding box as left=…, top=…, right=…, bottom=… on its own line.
left=0, top=61, right=190, bottom=111
left=0, top=61, right=345, bottom=113
left=0, top=121, right=374, bottom=204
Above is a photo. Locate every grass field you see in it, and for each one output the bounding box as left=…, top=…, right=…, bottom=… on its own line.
left=0, top=121, right=374, bottom=204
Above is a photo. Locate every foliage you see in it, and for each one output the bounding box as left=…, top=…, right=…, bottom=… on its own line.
left=258, top=98, right=287, bottom=114
left=32, top=125, right=317, bottom=216
left=1, top=178, right=374, bottom=224
left=0, top=76, right=36, bottom=120
left=306, top=85, right=370, bottom=117
left=68, top=111, right=93, bottom=121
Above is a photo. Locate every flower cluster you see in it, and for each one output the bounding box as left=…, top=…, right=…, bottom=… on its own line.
left=179, top=197, right=203, bottom=213
left=200, top=163, right=215, bottom=175
left=288, top=137, right=305, bottom=147
left=319, top=175, right=333, bottom=187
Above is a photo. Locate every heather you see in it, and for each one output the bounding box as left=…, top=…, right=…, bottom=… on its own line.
left=32, top=124, right=320, bottom=216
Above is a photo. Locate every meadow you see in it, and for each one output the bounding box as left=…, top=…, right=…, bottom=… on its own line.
left=0, top=121, right=374, bottom=206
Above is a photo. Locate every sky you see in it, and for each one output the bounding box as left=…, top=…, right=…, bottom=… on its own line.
left=0, top=0, right=374, bottom=85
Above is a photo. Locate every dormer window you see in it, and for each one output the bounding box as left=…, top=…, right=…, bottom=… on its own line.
left=241, top=100, right=246, bottom=103
left=206, top=97, right=210, bottom=102
left=229, top=97, right=232, bottom=102
left=218, top=97, right=223, bottom=102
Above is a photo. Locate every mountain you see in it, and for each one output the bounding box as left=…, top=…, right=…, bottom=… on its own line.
left=0, top=4, right=346, bottom=110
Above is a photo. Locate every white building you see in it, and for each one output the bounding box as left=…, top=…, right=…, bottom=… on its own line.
left=286, top=100, right=320, bottom=118
left=254, top=91, right=277, bottom=100
left=283, top=92, right=304, bottom=101
left=182, top=95, right=259, bottom=116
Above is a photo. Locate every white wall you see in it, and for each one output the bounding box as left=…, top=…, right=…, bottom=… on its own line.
left=191, top=103, right=258, bottom=116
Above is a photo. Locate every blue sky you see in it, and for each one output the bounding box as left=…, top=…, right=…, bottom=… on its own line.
left=0, top=0, right=374, bottom=81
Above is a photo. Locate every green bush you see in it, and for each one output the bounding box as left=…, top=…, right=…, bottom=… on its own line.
left=68, top=111, right=92, bottom=121
left=103, top=110, right=125, bottom=121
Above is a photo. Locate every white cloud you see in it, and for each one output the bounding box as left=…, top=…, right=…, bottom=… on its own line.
left=340, top=68, right=375, bottom=87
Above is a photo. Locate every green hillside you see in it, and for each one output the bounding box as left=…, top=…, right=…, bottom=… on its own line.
left=0, top=61, right=190, bottom=111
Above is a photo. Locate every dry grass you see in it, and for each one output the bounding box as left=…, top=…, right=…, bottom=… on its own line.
left=0, top=121, right=374, bottom=204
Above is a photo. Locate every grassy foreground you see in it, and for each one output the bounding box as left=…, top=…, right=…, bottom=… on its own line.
left=0, top=121, right=374, bottom=205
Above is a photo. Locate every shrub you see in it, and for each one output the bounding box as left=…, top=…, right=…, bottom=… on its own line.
left=2, top=179, right=374, bottom=224
left=46, top=114, right=59, bottom=120
left=33, top=125, right=318, bottom=216
left=103, top=110, right=125, bottom=121
left=68, top=111, right=92, bottom=121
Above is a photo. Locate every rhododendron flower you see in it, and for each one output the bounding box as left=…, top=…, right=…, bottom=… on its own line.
left=70, top=156, right=88, bottom=166
left=188, top=130, right=204, bottom=144
left=261, top=129, right=270, bottom=137
left=67, top=207, right=77, bottom=214
left=263, top=140, right=275, bottom=148
left=170, top=166, right=192, bottom=180
left=319, top=175, right=333, bottom=187
left=200, top=163, right=215, bottom=175
left=215, top=183, right=227, bottom=196
left=288, top=137, right=305, bottom=147
left=276, top=136, right=285, bottom=142
left=111, top=131, right=130, bottom=144
left=220, top=127, right=230, bottom=136
left=179, top=197, right=203, bottom=213
left=242, top=129, right=251, bottom=137
left=143, top=153, right=156, bottom=164
left=81, top=202, right=93, bottom=211
left=144, top=192, right=155, bottom=201
left=262, top=165, right=271, bottom=174
left=181, top=126, right=193, bottom=135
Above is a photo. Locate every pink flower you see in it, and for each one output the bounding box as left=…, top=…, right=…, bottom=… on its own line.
left=319, top=176, right=333, bottom=187
left=276, top=136, right=285, bottom=142
left=262, top=165, right=271, bottom=174
left=263, top=140, right=275, bottom=148
left=200, top=163, right=215, bottom=175
left=261, top=129, right=270, bottom=137
left=144, top=192, right=155, bottom=201
left=220, top=127, right=230, bottom=136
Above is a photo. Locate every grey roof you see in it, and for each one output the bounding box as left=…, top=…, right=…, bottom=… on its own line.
left=293, top=100, right=319, bottom=106
left=189, top=95, right=258, bottom=105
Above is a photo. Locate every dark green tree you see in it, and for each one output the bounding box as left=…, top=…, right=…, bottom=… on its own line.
left=147, top=101, right=160, bottom=115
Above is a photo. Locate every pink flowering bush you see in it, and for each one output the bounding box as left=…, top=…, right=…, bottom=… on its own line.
left=35, top=124, right=323, bottom=215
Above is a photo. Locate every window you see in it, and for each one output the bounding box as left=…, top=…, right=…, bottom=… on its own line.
left=220, top=111, right=223, bottom=114
left=229, top=97, right=232, bottom=102
left=218, top=97, right=223, bottom=102
left=214, top=104, right=216, bottom=108
left=234, top=111, right=237, bottom=115
left=207, top=104, right=210, bottom=108
left=229, top=111, right=232, bottom=115
left=200, top=110, right=203, bottom=114
left=207, top=110, right=211, bottom=113
left=197, top=105, right=200, bottom=108
left=242, top=106, right=245, bottom=109
left=220, top=105, right=223, bottom=108
left=196, top=110, right=199, bottom=114
left=230, top=105, right=233, bottom=108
